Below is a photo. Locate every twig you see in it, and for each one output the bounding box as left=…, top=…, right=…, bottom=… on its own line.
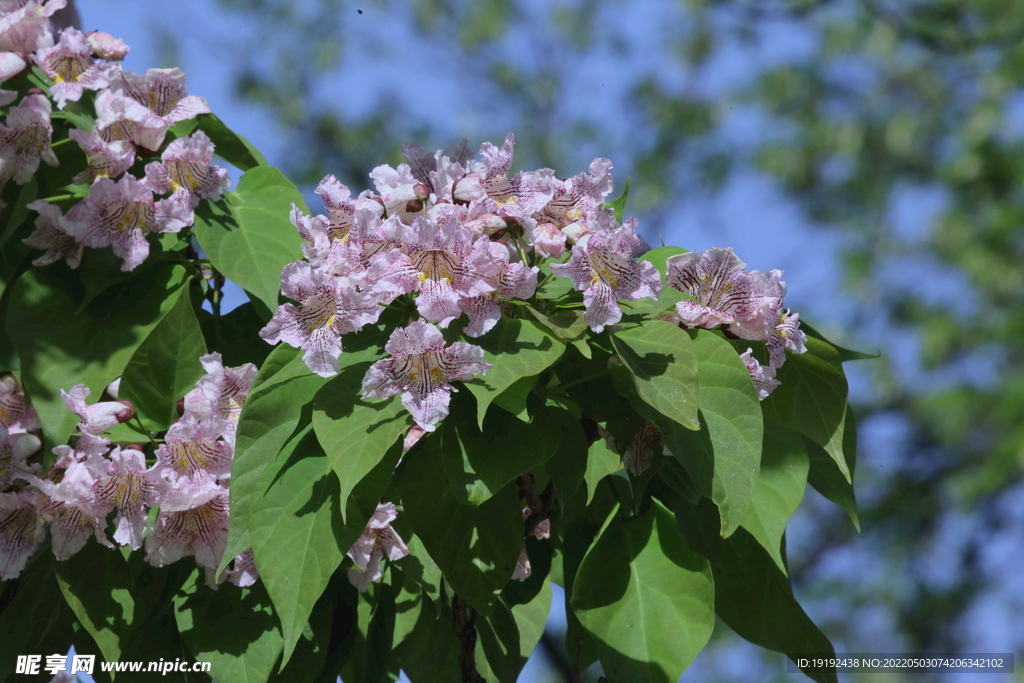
left=452, top=594, right=485, bottom=683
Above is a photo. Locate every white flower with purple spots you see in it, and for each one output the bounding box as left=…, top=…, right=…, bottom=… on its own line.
left=144, top=479, right=229, bottom=570
left=0, top=94, right=58, bottom=185
left=0, top=490, right=44, bottom=580
left=260, top=260, right=383, bottom=377
left=22, top=199, right=82, bottom=268
left=90, top=446, right=162, bottom=550
left=68, top=128, right=135, bottom=185
left=366, top=215, right=499, bottom=327
left=60, top=383, right=135, bottom=435
left=550, top=219, right=662, bottom=333
left=361, top=319, right=491, bottom=431
left=155, top=414, right=234, bottom=486
left=32, top=27, right=109, bottom=108
left=143, top=130, right=228, bottom=205
left=181, top=352, right=257, bottom=447
left=346, top=502, right=409, bottom=592
left=459, top=241, right=538, bottom=338
left=64, top=174, right=193, bottom=271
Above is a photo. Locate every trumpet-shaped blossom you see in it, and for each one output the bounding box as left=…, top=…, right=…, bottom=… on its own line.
left=0, top=490, right=45, bottom=580
left=513, top=507, right=551, bottom=581
left=665, top=247, right=782, bottom=330
left=0, top=374, right=40, bottom=434
left=68, top=128, right=135, bottom=185
left=111, top=67, right=210, bottom=149
left=315, top=175, right=383, bottom=241
left=143, top=130, right=228, bottom=204
left=534, top=157, right=614, bottom=228
left=0, top=94, right=58, bottom=185
left=550, top=220, right=662, bottom=333
left=0, top=52, right=26, bottom=105
left=346, top=502, right=409, bottom=592
left=361, top=320, right=491, bottom=431
left=86, top=31, right=128, bottom=61
left=93, top=87, right=163, bottom=151
left=459, top=241, right=538, bottom=337
left=90, top=446, right=161, bottom=550
left=65, top=174, right=193, bottom=271
left=369, top=163, right=429, bottom=223
left=32, top=27, right=109, bottom=108
left=0, top=423, right=40, bottom=488
left=459, top=133, right=555, bottom=221
left=181, top=353, right=257, bottom=447
left=32, top=460, right=113, bottom=560
left=144, top=480, right=229, bottom=570
left=155, top=414, right=233, bottom=485
left=260, top=261, right=382, bottom=377
left=0, top=0, right=65, bottom=52
left=60, top=384, right=135, bottom=435
left=740, top=348, right=781, bottom=401
left=22, top=199, right=82, bottom=268
left=366, top=216, right=499, bottom=326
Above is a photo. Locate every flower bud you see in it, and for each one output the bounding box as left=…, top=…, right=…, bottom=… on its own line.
left=463, top=212, right=506, bottom=237
left=413, top=183, right=431, bottom=201
left=114, top=401, right=135, bottom=424
left=176, top=397, right=185, bottom=416
left=0, top=52, right=26, bottom=82
left=405, top=198, right=424, bottom=214
left=86, top=32, right=130, bottom=61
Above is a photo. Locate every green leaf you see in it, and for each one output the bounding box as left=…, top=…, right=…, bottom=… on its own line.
left=193, top=166, right=307, bottom=313
left=686, top=329, right=763, bottom=537
left=800, top=320, right=878, bottom=362
left=621, top=282, right=691, bottom=321
left=675, top=498, right=837, bottom=683
left=611, top=319, right=699, bottom=431
left=636, top=245, right=687, bottom=281
left=396, top=433, right=523, bottom=614
left=464, top=317, right=565, bottom=429
left=0, top=177, right=36, bottom=253
left=601, top=177, right=631, bottom=222
left=392, top=591, right=461, bottom=681
left=525, top=305, right=589, bottom=342
left=365, top=583, right=396, bottom=683
left=491, top=374, right=535, bottom=421
left=313, top=363, right=411, bottom=520
left=248, top=429, right=345, bottom=668
left=52, top=542, right=140, bottom=665
left=740, top=421, right=810, bottom=574
left=571, top=499, right=715, bottom=682
left=474, top=593, right=545, bottom=683
left=583, top=437, right=622, bottom=505
left=441, top=393, right=560, bottom=505
left=120, top=283, right=207, bottom=430
left=220, top=356, right=328, bottom=573
left=173, top=569, right=284, bottom=683
left=805, top=406, right=860, bottom=530
left=6, top=264, right=188, bottom=449
left=194, top=112, right=269, bottom=171
left=762, top=338, right=850, bottom=481
left=542, top=406, right=589, bottom=501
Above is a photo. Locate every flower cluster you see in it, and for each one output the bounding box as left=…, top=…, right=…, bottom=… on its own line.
left=665, top=247, right=806, bottom=399
left=262, top=133, right=666, bottom=429
left=0, top=355, right=260, bottom=587
left=0, top=13, right=228, bottom=272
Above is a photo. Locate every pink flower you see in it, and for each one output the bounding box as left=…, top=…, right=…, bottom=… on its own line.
left=155, top=414, right=233, bottom=485
left=513, top=507, right=551, bottom=581
left=144, top=480, right=229, bottom=569
left=93, top=87, right=162, bottom=151
left=459, top=241, right=538, bottom=338
left=0, top=51, right=26, bottom=82
left=529, top=221, right=566, bottom=259
left=0, top=0, right=66, bottom=53
left=85, top=31, right=128, bottom=61
left=181, top=352, right=257, bottom=447
left=0, top=93, right=58, bottom=185
left=65, top=175, right=193, bottom=271
left=472, top=133, right=555, bottom=221
left=225, top=549, right=259, bottom=588
left=550, top=219, right=662, bottom=333
left=22, top=199, right=82, bottom=268
left=60, top=383, right=135, bottom=435
left=67, top=128, right=135, bottom=185
left=32, top=27, right=109, bottom=109
left=0, top=374, right=40, bottom=434
left=90, top=446, right=161, bottom=550
left=0, top=490, right=45, bottom=580
left=346, top=503, right=409, bottom=592
left=260, top=261, right=382, bottom=377
left=361, top=320, right=491, bottom=431
left=365, top=215, right=499, bottom=327
left=315, top=174, right=383, bottom=241
left=534, top=157, right=615, bottom=228
left=143, top=130, right=229, bottom=205
left=0, top=422, right=40, bottom=488
left=369, top=163, right=429, bottom=223
left=665, top=247, right=782, bottom=330
left=740, top=348, right=781, bottom=401
left=110, top=67, right=211, bottom=148
left=31, top=460, right=113, bottom=560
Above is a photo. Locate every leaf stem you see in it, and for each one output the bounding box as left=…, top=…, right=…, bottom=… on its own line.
left=38, top=194, right=77, bottom=203
left=557, top=369, right=608, bottom=392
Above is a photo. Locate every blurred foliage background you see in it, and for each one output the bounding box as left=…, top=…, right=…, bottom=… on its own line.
left=85, top=0, right=1024, bottom=679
